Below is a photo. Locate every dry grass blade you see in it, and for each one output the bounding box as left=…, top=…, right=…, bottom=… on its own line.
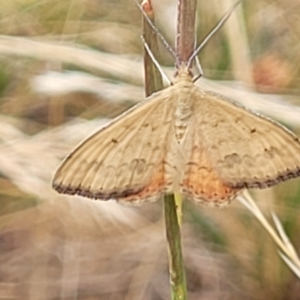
left=0, top=35, right=144, bottom=84
left=213, top=0, right=253, bottom=85
left=238, top=191, right=300, bottom=276
left=272, top=213, right=299, bottom=260
left=279, top=253, right=300, bottom=279
left=272, top=213, right=300, bottom=278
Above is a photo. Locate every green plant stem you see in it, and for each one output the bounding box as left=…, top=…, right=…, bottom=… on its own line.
left=164, top=194, right=187, bottom=300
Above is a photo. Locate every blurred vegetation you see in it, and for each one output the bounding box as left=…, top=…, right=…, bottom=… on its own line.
left=1, top=0, right=300, bottom=299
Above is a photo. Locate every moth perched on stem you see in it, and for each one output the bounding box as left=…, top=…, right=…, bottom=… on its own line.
left=52, top=2, right=300, bottom=207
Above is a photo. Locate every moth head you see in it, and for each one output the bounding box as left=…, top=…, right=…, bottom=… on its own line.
left=173, top=64, right=194, bottom=82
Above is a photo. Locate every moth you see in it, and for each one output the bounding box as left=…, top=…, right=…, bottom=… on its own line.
left=52, top=4, right=300, bottom=207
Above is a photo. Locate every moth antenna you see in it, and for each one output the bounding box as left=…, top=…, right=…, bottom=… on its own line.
left=192, top=72, right=202, bottom=83
left=141, top=35, right=172, bottom=86
left=187, top=1, right=240, bottom=70
left=192, top=56, right=204, bottom=82
left=136, top=0, right=179, bottom=65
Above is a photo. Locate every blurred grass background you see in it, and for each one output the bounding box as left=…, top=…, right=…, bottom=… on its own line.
left=1, top=0, right=300, bottom=299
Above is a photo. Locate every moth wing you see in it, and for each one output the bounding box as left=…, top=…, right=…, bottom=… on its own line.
left=198, top=90, right=300, bottom=189
left=53, top=88, right=175, bottom=204
left=179, top=89, right=242, bottom=206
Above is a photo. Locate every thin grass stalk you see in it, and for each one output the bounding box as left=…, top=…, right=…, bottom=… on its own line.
left=141, top=1, right=187, bottom=299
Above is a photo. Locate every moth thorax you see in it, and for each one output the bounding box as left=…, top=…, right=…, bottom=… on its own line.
left=174, top=101, right=192, bottom=143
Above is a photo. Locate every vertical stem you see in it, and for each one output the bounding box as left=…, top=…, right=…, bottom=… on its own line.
left=141, top=1, right=187, bottom=299
left=142, top=0, right=163, bottom=96
left=164, top=195, right=187, bottom=300
left=176, top=0, right=197, bottom=66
